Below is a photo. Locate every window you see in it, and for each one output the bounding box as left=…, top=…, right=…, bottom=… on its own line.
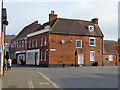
left=17, top=41, right=18, bottom=48
left=90, top=51, right=95, bottom=61
left=22, top=41, right=24, bottom=48
left=44, top=35, right=47, bottom=45
left=109, top=55, right=113, bottom=61
left=41, top=51, right=43, bottom=61
left=29, top=40, right=31, bottom=48
left=19, top=41, right=21, bottom=48
left=88, top=25, right=94, bottom=31
left=76, top=40, right=82, bottom=48
left=32, top=39, right=35, bottom=47
left=44, top=50, right=46, bottom=61
left=41, top=36, right=43, bottom=46
left=35, top=38, right=37, bottom=47
left=89, top=37, right=96, bottom=46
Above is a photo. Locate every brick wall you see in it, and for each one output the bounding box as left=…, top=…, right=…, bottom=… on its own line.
left=103, top=54, right=117, bottom=65
left=49, top=34, right=103, bottom=66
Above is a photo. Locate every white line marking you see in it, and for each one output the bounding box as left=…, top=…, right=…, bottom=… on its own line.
left=37, top=71, right=61, bottom=88
left=39, top=82, right=50, bottom=85
left=28, top=80, right=34, bottom=90
left=30, top=80, right=34, bottom=89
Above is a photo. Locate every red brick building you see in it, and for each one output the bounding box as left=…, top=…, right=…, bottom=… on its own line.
left=10, top=11, right=119, bottom=67
left=103, top=40, right=118, bottom=66
left=9, top=21, right=41, bottom=64
left=26, top=11, right=104, bottom=66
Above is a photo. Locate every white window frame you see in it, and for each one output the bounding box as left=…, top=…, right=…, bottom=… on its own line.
left=44, top=50, right=46, bottom=61
left=29, top=40, right=31, bottom=48
left=88, top=25, right=94, bottom=31
left=32, top=39, right=35, bottom=48
left=19, top=41, right=21, bottom=48
left=90, top=51, right=95, bottom=61
left=89, top=37, right=96, bottom=46
left=22, top=41, right=24, bottom=48
left=41, top=51, right=43, bottom=61
left=76, top=40, right=82, bottom=48
left=44, top=35, right=47, bottom=45
left=109, top=55, right=113, bottom=61
left=35, top=38, right=37, bottom=47
left=41, top=36, right=43, bottom=46
left=17, top=41, right=18, bottom=48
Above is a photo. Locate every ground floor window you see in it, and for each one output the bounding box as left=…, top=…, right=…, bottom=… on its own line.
left=44, top=51, right=46, bottom=61
left=41, top=51, right=43, bottom=61
left=109, top=55, right=113, bottom=61
left=90, top=51, right=95, bottom=61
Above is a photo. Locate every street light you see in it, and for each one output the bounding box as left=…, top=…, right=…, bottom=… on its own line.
left=75, top=49, right=77, bottom=67
left=1, top=8, right=8, bottom=76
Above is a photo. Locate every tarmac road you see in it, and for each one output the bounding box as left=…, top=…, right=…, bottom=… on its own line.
left=35, top=66, right=118, bottom=88
left=2, top=65, right=118, bottom=89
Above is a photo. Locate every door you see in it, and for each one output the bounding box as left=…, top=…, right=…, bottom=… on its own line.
left=78, top=54, right=84, bottom=64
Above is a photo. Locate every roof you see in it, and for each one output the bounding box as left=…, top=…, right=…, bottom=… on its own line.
left=36, top=18, right=104, bottom=37
left=104, top=40, right=118, bottom=54
left=35, top=19, right=57, bottom=32
left=5, top=35, right=16, bottom=43
left=13, top=21, right=41, bottom=41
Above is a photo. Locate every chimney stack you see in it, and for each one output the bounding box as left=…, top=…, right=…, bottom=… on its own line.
left=49, top=10, right=57, bottom=22
left=92, top=18, right=98, bottom=25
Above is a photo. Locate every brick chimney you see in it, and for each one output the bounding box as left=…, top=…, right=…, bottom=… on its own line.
left=49, top=10, right=57, bottom=22
left=92, top=18, right=98, bottom=25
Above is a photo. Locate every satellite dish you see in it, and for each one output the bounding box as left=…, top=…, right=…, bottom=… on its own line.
left=61, top=40, right=65, bottom=44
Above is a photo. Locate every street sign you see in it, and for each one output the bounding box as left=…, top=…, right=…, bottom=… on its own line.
left=50, top=49, right=56, bottom=51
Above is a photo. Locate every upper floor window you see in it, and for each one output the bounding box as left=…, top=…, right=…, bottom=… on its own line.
left=32, top=39, right=35, bottom=48
left=41, top=36, right=43, bottom=46
left=90, top=51, right=95, bottom=61
left=89, top=37, right=96, bottom=46
left=19, top=41, right=21, bottom=48
left=22, top=41, right=24, bottom=48
left=88, top=25, right=94, bottom=32
left=17, top=41, right=18, bottom=48
left=109, top=55, right=113, bottom=61
left=76, top=40, right=82, bottom=48
left=29, top=40, right=31, bottom=48
left=44, top=35, right=47, bottom=45
left=35, top=38, right=37, bottom=47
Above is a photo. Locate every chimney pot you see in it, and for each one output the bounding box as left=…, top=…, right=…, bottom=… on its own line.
left=51, top=10, right=54, bottom=14
left=92, top=18, right=98, bottom=25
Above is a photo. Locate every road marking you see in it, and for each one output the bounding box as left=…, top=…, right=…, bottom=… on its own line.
left=28, top=80, right=34, bottom=90
left=37, top=71, right=62, bottom=88
left=39, top=82, right=50, bottom=85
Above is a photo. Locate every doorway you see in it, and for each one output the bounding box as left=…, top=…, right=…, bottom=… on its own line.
left=78, top=54, right=84, bottom=65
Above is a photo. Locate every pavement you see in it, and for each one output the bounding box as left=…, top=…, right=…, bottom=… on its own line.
left=2, top=68, right=58, bottom=89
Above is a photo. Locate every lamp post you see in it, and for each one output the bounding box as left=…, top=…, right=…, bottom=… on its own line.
left=0, top=6, right=8, bottom=76
left=75, top=49, right=77, bottom=67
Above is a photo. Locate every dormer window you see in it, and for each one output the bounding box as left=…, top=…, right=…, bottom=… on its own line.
left=88, top=25, right=94, bottom=31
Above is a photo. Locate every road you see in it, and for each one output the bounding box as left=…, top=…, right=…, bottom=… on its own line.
left=25, top=66, right=118, bottom=88
left=2, top=66, right=118, bottom=88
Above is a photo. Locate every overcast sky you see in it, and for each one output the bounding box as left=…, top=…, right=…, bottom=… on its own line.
left=3, top=0, right=119, bottom=41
